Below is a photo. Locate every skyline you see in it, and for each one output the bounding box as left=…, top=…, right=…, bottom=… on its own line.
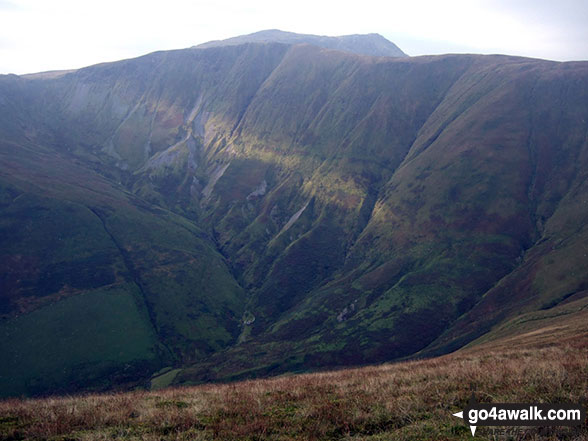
left=1, top=0, right=587, bottom=75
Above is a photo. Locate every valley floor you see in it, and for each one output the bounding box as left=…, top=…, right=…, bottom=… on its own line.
left=1, top=306, right=587, bottom=441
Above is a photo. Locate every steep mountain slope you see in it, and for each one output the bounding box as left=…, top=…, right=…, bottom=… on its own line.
left=196, top=29, right=408, bottom=57
left=0, top=70, right=248, bottom=395
left=0, top=144, right=245, bottom=396
left=172, top=53, right=588, bottom=383
left=0, top=36, right=587, bottom=396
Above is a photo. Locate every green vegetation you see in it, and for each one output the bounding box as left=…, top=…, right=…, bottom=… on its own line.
left=0, top=284, right=161, bottom=397
left=1, top=317, right=586, bottom=440
left=150, top=368, right=182, bottom=391
left=0, top=124, right=246, bottom=395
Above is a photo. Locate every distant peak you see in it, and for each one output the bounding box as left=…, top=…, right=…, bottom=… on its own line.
left=196, top=30, right=407, bottom=58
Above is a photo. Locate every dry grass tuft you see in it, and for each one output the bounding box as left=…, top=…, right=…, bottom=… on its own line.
left=1, top=342, right=587, bottom=440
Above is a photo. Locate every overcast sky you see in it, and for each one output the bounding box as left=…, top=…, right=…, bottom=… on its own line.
left=1, top=0, right=587, bottom=74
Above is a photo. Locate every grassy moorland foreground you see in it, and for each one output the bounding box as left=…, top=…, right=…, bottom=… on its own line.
left=1, top=302, right=586, bottom=441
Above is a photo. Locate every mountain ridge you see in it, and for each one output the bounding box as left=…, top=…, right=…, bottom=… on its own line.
left=195, top=29, right=408, bottom=57
left=0, top=38, right=587, bottom=396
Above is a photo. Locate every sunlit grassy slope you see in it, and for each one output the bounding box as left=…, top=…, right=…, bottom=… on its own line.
left=0, top=296, right=585, bottom=440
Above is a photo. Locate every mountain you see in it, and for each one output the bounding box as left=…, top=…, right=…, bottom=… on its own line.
left=0, top=32, right=587, bottom=397
left=196, top=29, right=408, bottom=57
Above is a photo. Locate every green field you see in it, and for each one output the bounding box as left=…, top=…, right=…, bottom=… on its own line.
left=0, top=284, right=162, bottom=397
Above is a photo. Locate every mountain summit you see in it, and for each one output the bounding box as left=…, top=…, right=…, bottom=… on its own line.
left=196, top=29, right=408, bottom=57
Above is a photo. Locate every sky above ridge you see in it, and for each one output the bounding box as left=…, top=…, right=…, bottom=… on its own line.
left=0, top=0, right=587, bottom=74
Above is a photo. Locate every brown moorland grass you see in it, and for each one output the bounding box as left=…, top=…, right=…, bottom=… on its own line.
left=1, top=309, right=587, bottom=441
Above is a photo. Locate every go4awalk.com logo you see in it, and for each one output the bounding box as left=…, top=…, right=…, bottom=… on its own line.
left=452, top=393, right=586, bottom=436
